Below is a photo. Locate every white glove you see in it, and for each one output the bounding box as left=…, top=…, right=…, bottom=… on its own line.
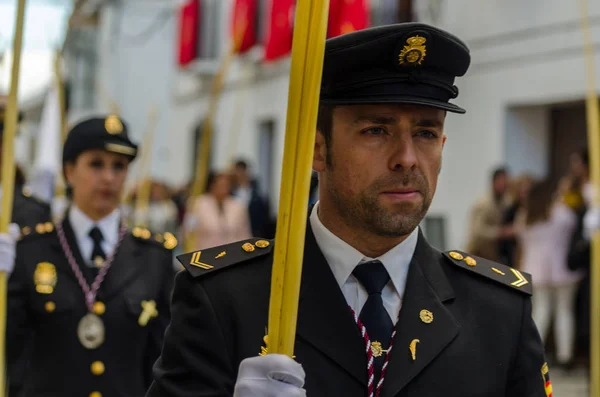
left=233, top=354, right=307, bottom=397
left=0, top=223, right=20, bottom=274
left=584, top=207, right=600, bottom=241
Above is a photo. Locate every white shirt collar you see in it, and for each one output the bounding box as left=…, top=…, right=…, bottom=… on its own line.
left=69, top=204, right=121, bottom=246
left=309, top=201, right=419, bottom=298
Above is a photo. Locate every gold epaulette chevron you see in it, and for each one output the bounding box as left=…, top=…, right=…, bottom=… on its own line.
left=190, top=252, right=214, bottom=270
left=177, top=238, right=273, bottom=278
left=510, top=268, right=529, bottom=288
left=443, top=250, right=533, bottom=295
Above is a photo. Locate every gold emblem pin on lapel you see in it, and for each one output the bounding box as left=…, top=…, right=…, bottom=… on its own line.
left=491, top=267, right=505, bottom=276
left=138, top=300, right=158, bottom=327
left=419, top=309, right=433, bottom=324
left=215, top=251, right=226, bottom=259
left=371, top=341, right=389, bottom=358
left=409, top=339, right=420, bottom=361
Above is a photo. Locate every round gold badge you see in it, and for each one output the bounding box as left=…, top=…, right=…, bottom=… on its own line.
left=45, top=301, right=56, bottom=313
left=105, top=115, right=123, bottom=135
left=93, top=301, right=106, bottom=316
left=419, top=309, right=434, bottom=324
left=91, top=361, right=105, bottom=376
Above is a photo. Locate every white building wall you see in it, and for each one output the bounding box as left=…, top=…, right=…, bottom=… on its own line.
left=94, top=0, right=600, bottom=250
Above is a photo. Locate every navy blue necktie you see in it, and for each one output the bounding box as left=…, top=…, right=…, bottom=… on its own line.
left=89, top=226, right=106, bottom=268
left=353, top=260, right=394, bottom=383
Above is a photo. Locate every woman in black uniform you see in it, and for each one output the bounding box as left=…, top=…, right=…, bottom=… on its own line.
left=7, top=115, right=177, bottom=397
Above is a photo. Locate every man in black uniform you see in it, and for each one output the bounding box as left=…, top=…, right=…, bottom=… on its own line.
left=148, top=23, right=551, bottom=397
left=0, top=103, right=51, bottom=229
left=7, top=115, right=177, bottom=397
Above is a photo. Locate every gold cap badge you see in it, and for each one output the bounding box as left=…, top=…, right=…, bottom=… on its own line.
left=105, top=115, right=123, bottom=135
left=34, top=262, right=57, bottom=294
left=399, top=35, right=427, bottom=66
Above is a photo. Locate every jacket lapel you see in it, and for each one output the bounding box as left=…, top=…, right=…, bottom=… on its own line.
left=380, top=231, right=459, bottom=397
left=296, top=224, right=367, bottom=386
left=99, top=233, right=143, bottom=301
left=53, top=217, right=93, bottom=285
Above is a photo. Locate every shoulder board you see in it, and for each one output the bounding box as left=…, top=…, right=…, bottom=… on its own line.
left=177, top=238, right=273, bottom=278
left=131, top=226, right=178, bottom=251
left=18, top=222, right=56, bottom=242
left=20, top=188, right=51, bottom=209
left=442, top=250, right=533, bottom=295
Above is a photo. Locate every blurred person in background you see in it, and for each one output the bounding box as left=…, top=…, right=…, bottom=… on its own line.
left=185, top=170, right=252, bottom=250
left=130, top=180, right=179, bottom=235
left=499, top=174, right=533, bottom=267
left=6, top=115, right=176, bottom=397
left=466, top=167, right=513, bottom=262
left=517, top=180, right=580, bottom=370
left=231, top=159, right=270, bottom=237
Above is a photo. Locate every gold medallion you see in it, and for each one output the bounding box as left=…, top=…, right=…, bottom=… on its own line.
left=105, top=115, right=123, bottom=135
left=398, top=35, right=427, bottom=66
left=34, top=262, right=57, bottom=294
left=255, top=240, right=270, bottom=249
left=242, top=242, right=255, bottom=252
left=465, top=256, right=477, bottom=267
left=77, top=313, right=105, bottom=349
left=419, top=309, right=434, bottom=324
left=449, top=251, right=464, bottom=261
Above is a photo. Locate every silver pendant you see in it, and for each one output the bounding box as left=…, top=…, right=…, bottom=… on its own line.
left=77, top=313, right=105, bottom=349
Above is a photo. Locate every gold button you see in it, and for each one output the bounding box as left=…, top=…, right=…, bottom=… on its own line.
left=255, top=240, right=270, bottom=249
left=449, top=251, right=464, bottom=261
left=91, top=361, right=105, bottom=376
left=89, top=391, right=102, bottom=397
left=465, top=256, right=477, bottom=267
left=45, top=301, right=56, bottom=313
left=93, top=302, right=106, bottom=316
left=242, top=242, right=255, bottom=252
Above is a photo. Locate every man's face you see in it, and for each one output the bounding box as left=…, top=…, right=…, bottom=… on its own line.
left=313, top=104, right=446, bottom=237
left=493, top=173, right=508, bottom=196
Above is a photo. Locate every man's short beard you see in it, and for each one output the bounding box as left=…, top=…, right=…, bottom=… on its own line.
left=325, top=165, right=432, bottom=238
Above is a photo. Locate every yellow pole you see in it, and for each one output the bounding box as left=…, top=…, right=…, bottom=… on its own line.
left=0, top=0, right=27, bottom=395
left=133, top=106, right=159, bottom=228
left=267, top=0, right=329, bottom=356
left=53, top=50, right=67, bottom=198
left=184, top=17, right=248, bottom=252
left=580, top=1, right=600, bottom=396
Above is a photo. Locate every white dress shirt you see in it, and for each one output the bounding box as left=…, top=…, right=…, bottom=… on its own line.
left=309, top=202, right=419, bottom=323
left=69, top=205, right=120, bottom=267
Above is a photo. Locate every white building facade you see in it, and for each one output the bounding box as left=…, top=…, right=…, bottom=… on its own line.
left=68, top=0, right=600, bottom=250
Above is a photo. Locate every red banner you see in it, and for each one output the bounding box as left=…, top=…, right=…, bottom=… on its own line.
left=264, top=0, right=295, bottom=61
left=177, top=0, right=199, bottom=66
left=328, top=0, right=370, bottom=38
left=232, top=0, right=258, bottom=53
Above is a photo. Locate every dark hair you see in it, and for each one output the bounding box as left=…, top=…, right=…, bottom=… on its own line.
left=234, top=160, right=248, bottom=170
left=206, top=171, right=231, bottom=194
left=492, top=167, right=508, bottom=182
left=524, top=180, right=554, bottom=226
left=317, top=104, right=335, bottom=148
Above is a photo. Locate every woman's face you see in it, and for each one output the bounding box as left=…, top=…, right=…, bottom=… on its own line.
left=211, top=174, right=232, bottom=200
left=65, top=150, right=130, bottom=219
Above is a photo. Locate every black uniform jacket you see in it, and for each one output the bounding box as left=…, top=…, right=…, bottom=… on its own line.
left=148, top=224, right=550, bottom=397
left=8, top=217, right=176, bottom=397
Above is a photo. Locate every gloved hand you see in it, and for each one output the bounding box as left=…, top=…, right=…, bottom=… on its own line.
left=0, top=223, right=20, bottom=274
left=584, top=207, right=600, bottom=241
left=233, top=354, right=307, bottom=397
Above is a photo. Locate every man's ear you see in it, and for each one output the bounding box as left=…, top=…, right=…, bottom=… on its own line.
left=313, top=131, right=327, bottom=172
